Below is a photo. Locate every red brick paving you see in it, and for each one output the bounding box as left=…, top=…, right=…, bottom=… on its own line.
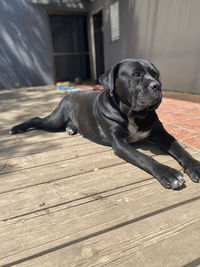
left=157, top=98, right=200, bottom=149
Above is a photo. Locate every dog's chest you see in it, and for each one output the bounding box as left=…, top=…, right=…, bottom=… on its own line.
left=127, top=117, right=150, bottom=143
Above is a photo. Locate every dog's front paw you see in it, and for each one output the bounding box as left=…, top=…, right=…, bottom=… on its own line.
left=184, top=159, right=200, bottom=183
left=156, top=166, right=185, bottom=190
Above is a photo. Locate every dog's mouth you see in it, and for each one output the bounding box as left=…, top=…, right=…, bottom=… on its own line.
left=144, top=91, right=162, bottom=111
left=134, top=98, right=161, bottom=112
left=128, top=98, right=161, bottom=118
left=131, top=90, right=162, bottom=112
left=147, top=100, right=160, bottom=111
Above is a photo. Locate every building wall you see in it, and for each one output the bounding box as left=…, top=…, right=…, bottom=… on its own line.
left=90, top=0, right=200, bottom=94
left=1, top=0, right=200, bottom=93
left=0, top=0, right=55, bottom=88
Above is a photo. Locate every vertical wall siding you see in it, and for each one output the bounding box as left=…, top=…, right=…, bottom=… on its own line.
left=0, top=0, right=199, bottom=93
left=0, top=0, right=54, bottom=88
left=90, top=0, right=200, bottom=94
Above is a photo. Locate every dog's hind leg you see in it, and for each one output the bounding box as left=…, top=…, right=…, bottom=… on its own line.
left=10, top=103, right=67, bottom=134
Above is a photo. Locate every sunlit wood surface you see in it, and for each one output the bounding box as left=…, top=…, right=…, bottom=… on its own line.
left=0, top=86, right=200, bottom=267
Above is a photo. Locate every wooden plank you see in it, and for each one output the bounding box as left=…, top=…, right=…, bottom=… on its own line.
left=0, top=167, right=200, bottom=266
left=0, top=149, right=124, bottom=194
left=0, top=140, right=199, bottom=194
left=0, top=143, right=111, bottom=174
left=1, top=86, right=200, bottom=267
left=0, top=140, right=198, bottom=266
left=0, top=134, right=191, bottom=161
left=0, top=141, right=199, bottom=220
left=1, top=153, right=200, bottom=224
left=18, top=204, right=200, bottom=267
left=0, top=131, right=72, bottom=149
left=0, top=136, right=90, bottom=160
left=1, top=150, right=200, bottom=222
left=0, top=139, right=198, bottom=176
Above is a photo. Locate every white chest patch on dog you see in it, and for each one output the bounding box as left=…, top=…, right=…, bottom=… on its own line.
left=127, top=117, right=150, bottom=143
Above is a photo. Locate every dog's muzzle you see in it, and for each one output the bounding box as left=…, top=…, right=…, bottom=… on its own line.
left=148, top=81, right=161, bottom=92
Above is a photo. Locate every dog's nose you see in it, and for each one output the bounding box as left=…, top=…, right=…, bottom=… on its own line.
left=149, top=81, right=161, bottom=90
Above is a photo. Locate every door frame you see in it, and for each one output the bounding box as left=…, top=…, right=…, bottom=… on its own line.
left=46, top=10, right=91, bottom=84
left=89, top=7, right=104, bottom=82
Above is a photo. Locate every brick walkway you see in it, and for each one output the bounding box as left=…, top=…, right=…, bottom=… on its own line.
left=157, top=97, right=200, bottom=149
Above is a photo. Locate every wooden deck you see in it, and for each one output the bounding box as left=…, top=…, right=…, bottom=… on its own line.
left=1, top=86, right=200, bottom=267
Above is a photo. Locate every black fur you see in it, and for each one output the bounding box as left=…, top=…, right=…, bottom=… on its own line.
left=10, top=59, right=200, bottom=189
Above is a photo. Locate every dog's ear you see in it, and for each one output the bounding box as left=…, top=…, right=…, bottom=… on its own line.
left=99, top=63, right=120, bottom=95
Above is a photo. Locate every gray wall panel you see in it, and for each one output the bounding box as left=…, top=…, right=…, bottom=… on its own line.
left=90, top=0, right=200, bottom=94
left=1, top=0, right=200, bottom=93
left=0, top=0, right=54, bottom=88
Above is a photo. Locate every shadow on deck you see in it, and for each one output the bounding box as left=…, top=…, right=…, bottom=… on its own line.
left=0, top=86, right=200, bottom=267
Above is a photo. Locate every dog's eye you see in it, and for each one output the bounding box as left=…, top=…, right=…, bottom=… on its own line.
left=153, top=73, right=159, bottom=80
left=132, top=72, right=140, bottom=78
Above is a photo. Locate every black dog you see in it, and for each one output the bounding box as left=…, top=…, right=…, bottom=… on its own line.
left=10, top=59, right=200, bottom=189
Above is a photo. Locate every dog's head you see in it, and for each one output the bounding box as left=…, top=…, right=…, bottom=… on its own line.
left=99, top=59, right=162, bottom=112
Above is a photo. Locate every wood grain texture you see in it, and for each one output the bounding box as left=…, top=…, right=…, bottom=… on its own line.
left=0, top=86, right=200, bottom=267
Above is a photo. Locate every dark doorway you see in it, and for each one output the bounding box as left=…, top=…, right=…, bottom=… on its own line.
left=49, top=14, right=90, bottom=82
left=93, top=10, right=105, bottom=82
